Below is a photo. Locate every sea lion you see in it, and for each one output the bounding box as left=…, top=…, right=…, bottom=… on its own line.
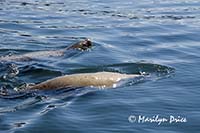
left=0, top=39, right=92, bottom=62
left=27, top=72, right=140, bottom=90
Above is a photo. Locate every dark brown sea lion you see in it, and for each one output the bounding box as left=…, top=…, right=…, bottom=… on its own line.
left=0, top=39, right=92, bottom=62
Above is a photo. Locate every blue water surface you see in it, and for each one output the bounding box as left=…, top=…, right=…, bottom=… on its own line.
left=0, top=0, right=200, bottom=133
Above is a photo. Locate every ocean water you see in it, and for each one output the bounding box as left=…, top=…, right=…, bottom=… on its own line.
left=0, top=0, right=200, bottom=132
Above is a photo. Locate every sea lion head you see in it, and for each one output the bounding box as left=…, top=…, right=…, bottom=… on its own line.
left=68, top=39, right=92, bottom=51
left=77, top=39, right=92, bottom=50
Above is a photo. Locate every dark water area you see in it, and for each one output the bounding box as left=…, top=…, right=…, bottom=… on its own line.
left=0, top=0, right=200, bottom=132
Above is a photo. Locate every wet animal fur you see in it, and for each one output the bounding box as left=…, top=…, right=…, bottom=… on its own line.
left=28, top=72, right=140, bottom=90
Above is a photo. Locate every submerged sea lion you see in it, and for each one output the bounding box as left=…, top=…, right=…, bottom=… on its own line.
left=0, top=39, right=92, bottom=62
left=27, top=72, right=140, bottom=90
